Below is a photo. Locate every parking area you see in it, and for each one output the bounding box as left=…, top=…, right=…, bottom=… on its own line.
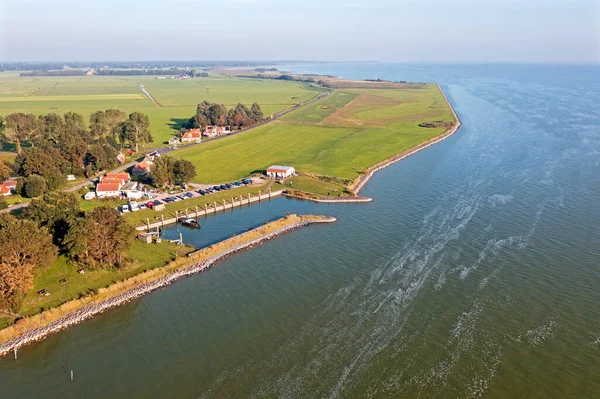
left=120, top=177, right=258, bottom=213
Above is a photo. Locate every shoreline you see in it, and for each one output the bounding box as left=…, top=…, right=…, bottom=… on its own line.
left=0, top=215, right=335, bottom=357
left=0, top=85, right=461, bottom=356
left=349, top=84, right=461, bottom=194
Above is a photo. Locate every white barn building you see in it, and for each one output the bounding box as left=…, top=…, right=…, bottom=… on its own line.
left=266, top=165, right=295, bottom=178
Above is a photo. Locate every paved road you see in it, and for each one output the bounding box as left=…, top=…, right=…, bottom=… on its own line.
left=0, top=89, right=331, bottom=214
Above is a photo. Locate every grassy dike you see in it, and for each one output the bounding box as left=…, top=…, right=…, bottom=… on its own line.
left=0, top=214, right=335, bottom=356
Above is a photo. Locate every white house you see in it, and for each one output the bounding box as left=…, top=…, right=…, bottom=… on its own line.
left=266, top=165, right=295, bottom=178
left=96, top=182, right=122, bottom=198
left=203, top=125, right=231, bottom=137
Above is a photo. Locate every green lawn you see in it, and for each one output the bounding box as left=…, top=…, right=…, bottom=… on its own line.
left=282, top=175, right=346, bottom=197
left=0, top=152, right=17, bottom=163
left=172, top=84, right=455, bottom=194
left=0, top=73, right=323, bottom=147
left=282, top=91, right=357, bottom=123
left=19, top=241, right=193, bottom=316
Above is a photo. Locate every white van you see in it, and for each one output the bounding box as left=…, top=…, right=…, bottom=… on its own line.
left=129, top=201, right=140, bottom=212
left=121, top=204, right=130, bottom=213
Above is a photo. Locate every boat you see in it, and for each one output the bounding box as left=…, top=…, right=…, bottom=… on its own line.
left=179, top=218, right=201, bottom=228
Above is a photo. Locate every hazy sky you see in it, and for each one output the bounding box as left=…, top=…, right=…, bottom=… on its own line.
left=1, top=0, right=598, bottom=62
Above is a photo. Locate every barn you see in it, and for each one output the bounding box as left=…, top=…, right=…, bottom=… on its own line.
left=266, top=165, right=295, bottom=178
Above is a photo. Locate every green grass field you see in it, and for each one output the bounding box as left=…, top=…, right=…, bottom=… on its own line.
left=0, top=73, right=323, bottom=145
left=19, top=241, right=193, bottom=316
left=282, top=91, right=357, bottom=123
left=173, top=84, right=456, bottom=188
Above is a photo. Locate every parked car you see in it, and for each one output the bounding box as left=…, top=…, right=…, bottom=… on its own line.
left=242, top=178, right=252, bottom=185
left=146, top=201, right=154, bottom=208
left=139, top=204, right=147, bottom=210
left=121, top=204, right=130, bottom=213
left=198, top=189, right=206, bottom=195
left=219, top=184, right=228, bottom=190
left=213, top=185, right=221, bottom=191
left=225, top=184, right=233, bottom=189
left=185, top=192, right=194, bottom=198
left=233, top=181, right=243, bottom=187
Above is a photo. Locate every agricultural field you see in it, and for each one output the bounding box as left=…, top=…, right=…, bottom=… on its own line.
left=0, top=72, right=323, bottom=145
left=173, top=84, right=456, bottom=191
left=282, top=91, right=356, bottom=123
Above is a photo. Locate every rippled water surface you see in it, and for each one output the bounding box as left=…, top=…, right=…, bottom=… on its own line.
left=1, top=64, right=599, bottom=398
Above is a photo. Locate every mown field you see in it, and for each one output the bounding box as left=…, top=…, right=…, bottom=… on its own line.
left=173, top=84, right=456, bottom=185
left=0, top=72, right=323, bottom=145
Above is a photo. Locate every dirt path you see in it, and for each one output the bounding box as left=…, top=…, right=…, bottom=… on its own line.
left=138, top=82, right=162, bottom=107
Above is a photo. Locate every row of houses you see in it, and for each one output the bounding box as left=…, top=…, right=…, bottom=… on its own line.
left=170, top=126, right=232, bottom=145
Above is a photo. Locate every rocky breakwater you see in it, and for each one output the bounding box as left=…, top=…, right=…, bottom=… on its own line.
left=0, top=214, right=336, bottom=357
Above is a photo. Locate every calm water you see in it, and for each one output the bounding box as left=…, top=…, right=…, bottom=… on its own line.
left=1, top=64, right=599, bottom=398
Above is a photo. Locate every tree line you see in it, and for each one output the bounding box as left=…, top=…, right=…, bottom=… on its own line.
left=0, top=194, right=133, bottom=310
left=0, top=110, right=152, bottom=199
left=186, top=101, right=264, bottom=131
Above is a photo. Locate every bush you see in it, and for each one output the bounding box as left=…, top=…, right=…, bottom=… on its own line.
left=24, top=174, right=47, bottom=198
left=0, top=197, right=7, bottom=210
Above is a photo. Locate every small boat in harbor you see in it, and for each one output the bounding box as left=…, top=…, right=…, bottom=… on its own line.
left=179, top=218, right=201, bottom=228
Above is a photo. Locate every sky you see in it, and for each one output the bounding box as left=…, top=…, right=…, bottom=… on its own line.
left=0, top=0, right=598, bottom=63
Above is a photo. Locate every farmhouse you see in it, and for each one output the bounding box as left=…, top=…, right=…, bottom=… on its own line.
left=146, top=151, right=160, bottom=161
left=203, top=125, right=231, bottom=137
left=2, top=180, right=17, bottom=192
left=0, top=185, right=11, bottom=196
left=132, top=160, right=152, bottom=176
left=168, top=137, right=179, bottom=146
left=96, top=183, right=122, bottom=198
left=266, top=165, right=295, bottom=178
left=104, top=172, right=130, bottom=183
left=181, top=129, right=202, bottom=143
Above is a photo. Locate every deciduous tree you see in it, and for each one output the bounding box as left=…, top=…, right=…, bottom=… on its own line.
left=5, top=113, right=40, bottom=153
left=118, top=112, right=152, bottom=153
left=24, top=174, right=47, bottom=198
left=22, top=192, right=82, bottom=246
left=174, top=159, right=196, bottom=184
left=0, top=217, right=56, bottom=310
left=64, top=206, right=133, bottom=269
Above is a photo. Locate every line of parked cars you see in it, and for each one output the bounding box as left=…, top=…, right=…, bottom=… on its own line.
left=120, top=178, right=253, bottom=213
left=196, top=178, right=252, bottom=196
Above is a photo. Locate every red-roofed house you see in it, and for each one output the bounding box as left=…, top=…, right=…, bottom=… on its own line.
left=181, top=129, right=202, bottom=143
left=96, top=183, right=122, bottom=198
left=104, top=172, right=130, bottom=183
left=266, top=165, right=295, bottom=178
left=132, top=160, right=152, bottom=176
left=1, top=180, right=17, bottom=196
left=100, top=177, right=125, bottom=186
left=203, top=125, right=231, bottom=137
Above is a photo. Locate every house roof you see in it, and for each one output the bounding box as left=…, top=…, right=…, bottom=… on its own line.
left=133, top=161, right=151, bottom=171
left=105, top=172, right=130, bottom=182
left=100, top=177, right=124, bottom=185
left=2, top=180, right=17, bottom=187
left=267, top=165, right=294, bottom=173
left=96, top=183, right=122, bottom=192
left=0, top=185, right=11, bottom=195
left=182, top=130, right=202, bottom=139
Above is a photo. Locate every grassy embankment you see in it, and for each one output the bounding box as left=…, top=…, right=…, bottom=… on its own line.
left=0, top=72, right=324, bottom=145
left=172, top=84, right=456, bottom=194
left=0, top=214, right=331, bottom=345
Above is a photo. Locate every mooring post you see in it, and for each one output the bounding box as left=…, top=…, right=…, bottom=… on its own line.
left=248, top=193, right=251, bottom=203
left=13, top=348, right=17, bottom=360
left=175, top=210, right=179, bottom=221
left=161, top=214, right=164, bottom=227
left=258, top=190, right=261, bottom=201
left=146, top=218, right=149, bottom=230
left=213, top=201, right=216, bottom=211
left=179, top=232, right=183, bottom=244
left=231, top=197, right=234, bottom=208
left=204, top=203, right=208, bottom=214
left=240, top=195, right=243, bottom=204
left=185, top=208, right=189, bottom=218
left=195, top=205, right=198, bottom=217
left=269, top=187, right=271, bottom=199
left=70, top=370, right=74, bottom=382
